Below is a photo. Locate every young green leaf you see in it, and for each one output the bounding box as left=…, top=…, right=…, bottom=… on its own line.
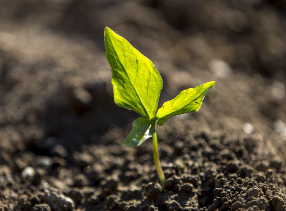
left=156, top=81, right=215, bottom=126
left=123, top=117, right=153, bottom=147
left=104, top=27, right=162, bottom=120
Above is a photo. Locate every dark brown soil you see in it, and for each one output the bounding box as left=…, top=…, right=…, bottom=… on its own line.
left=0, top=0, right=286, bottom=210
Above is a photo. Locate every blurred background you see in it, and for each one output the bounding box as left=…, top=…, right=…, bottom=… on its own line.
left=0, top=0, right=285, bottom=153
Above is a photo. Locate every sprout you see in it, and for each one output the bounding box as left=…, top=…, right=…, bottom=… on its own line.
left=104, top=27, right=215, bottom=192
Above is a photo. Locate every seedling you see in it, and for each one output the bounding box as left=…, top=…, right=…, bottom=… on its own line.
left=104, top=27, right=215, bottom=192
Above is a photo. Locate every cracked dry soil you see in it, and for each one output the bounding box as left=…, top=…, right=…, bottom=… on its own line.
left=0, top=0, right=286, bottom=210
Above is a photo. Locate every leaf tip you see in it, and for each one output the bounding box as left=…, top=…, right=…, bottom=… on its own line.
left=104, top=26, right=111, bottom=33
left=203, top=81, right=215, bottom=92
left=208, top=81, right=216, bottom=87
left=104, top=27, right=112, bottom=39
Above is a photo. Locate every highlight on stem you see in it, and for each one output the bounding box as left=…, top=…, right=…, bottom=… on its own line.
left=104, top=27, right=215, bottom=192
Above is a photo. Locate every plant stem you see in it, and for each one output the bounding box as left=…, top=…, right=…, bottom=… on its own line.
left=152, top=131, right=167, bottom=193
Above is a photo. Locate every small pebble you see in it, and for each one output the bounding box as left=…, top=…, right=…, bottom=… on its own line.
left=21, top=166, right=35, bottom=180
left=73, top=87, right=92, bottom=105
left=37, top=156, right=52, bottom=169
left=274, top=120, right=285, bottom=133
left=271, top=81, right=285, bottom=100
left=243, top=123, right=254, bottom=134
left=209, top=59, right=231, bottom=78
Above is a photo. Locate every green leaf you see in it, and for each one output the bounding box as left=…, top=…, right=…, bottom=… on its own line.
left=123, top=117, right=154, bottom=148
left=104, top=27, right=162, bottom=120
left=156, top=81, right=215, bottom=125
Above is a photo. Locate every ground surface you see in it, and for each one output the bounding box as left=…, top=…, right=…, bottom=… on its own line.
left=0, top=0, right=286, bottom=210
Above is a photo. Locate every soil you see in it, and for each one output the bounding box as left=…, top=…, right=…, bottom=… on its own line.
left=0, top=0, right=286, bottom=210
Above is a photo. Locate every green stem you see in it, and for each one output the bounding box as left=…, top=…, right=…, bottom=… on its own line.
left=152, top=131, right=168, bottom=193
